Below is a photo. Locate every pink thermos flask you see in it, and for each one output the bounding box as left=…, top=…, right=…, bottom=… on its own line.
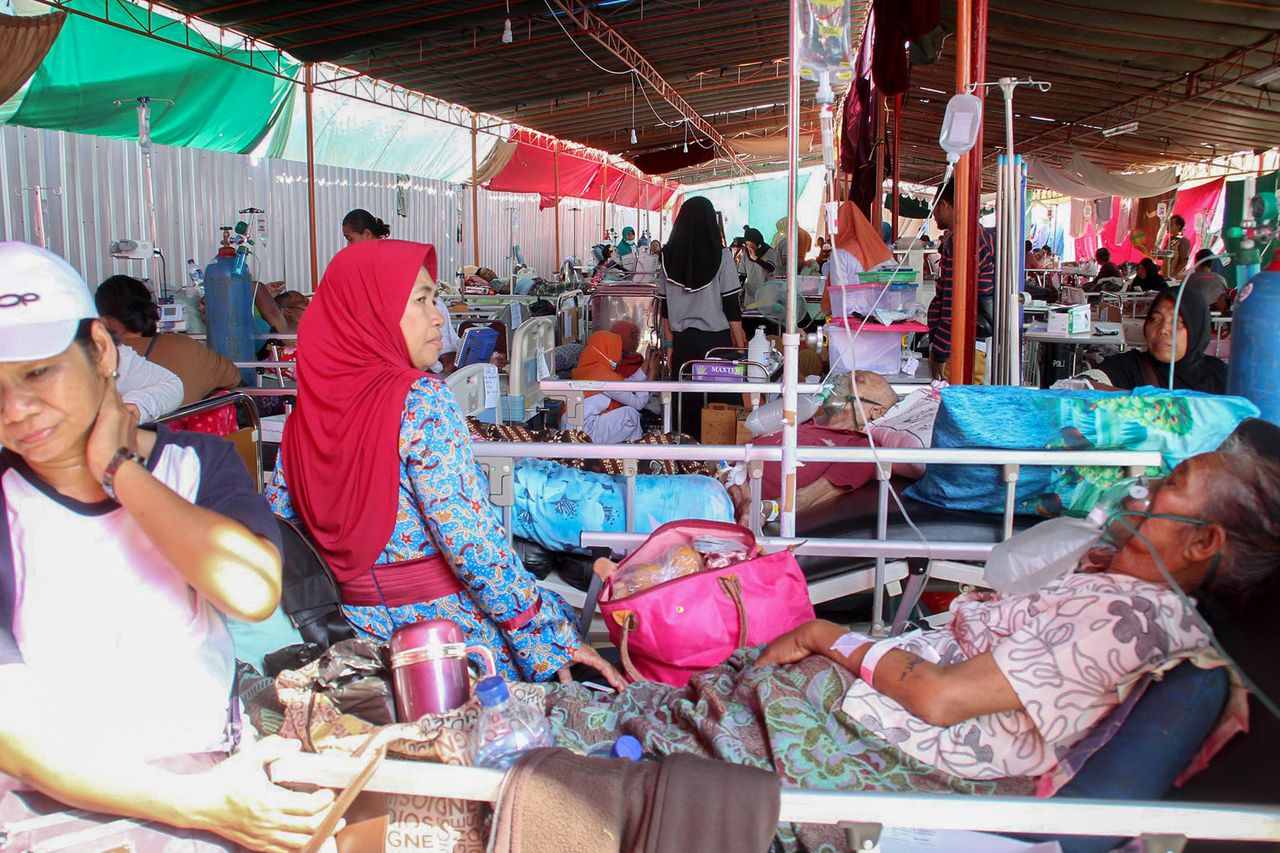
left=389, top=619, right=496, bottom=719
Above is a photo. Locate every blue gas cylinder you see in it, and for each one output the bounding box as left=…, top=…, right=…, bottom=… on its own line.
left=203, top=254, right=257, bottom=386
left=1227, top=269, right=1280, bottom=424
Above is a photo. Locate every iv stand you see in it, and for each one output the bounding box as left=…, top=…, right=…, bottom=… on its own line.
left=17, top=186, right=62, bottom=249
left=966, top=77, right=1051, bottom=386
left=114, top=96, right=174, bottom=296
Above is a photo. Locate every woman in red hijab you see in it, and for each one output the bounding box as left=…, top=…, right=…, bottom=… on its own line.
left=268, top=240, right=622, bottom=688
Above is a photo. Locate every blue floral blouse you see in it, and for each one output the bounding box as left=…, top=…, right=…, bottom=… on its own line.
left=268, top=376, right=580, bottom=681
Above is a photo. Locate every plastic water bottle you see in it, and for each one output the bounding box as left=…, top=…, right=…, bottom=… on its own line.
left=747, top=327, right=770, bottom=382
left=744, top=393, right=823, bottom=437
left=186, top=258, right=204, bottom=288
left=587, top=735, right=644, bottom=762
left=470, top=677, right=555, bottom=769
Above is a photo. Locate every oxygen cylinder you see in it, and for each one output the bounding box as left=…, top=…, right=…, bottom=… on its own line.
left=203, top=252, right=257, bottom=385
left=1227, top=267, right=1280, bottom=425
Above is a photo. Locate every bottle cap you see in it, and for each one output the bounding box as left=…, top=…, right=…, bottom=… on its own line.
left=612, top=735, right=644, bottom=761
left=475, top=676, right=509, bottom=707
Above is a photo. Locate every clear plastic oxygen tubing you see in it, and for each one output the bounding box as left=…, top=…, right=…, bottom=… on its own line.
left=1167, top=252, right=1229, bottom=391
left=814, top=166, right=955, bottom=630
left=1113, top=514, right=1280, bottom=722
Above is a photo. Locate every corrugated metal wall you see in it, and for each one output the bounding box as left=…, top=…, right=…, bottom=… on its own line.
left=0, top=124, right=671, bottom=293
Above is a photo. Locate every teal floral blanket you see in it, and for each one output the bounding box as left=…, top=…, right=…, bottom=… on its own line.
left=543, top=650, right=1033, bottom=852
left=906, top=386, right=1259, bottom=516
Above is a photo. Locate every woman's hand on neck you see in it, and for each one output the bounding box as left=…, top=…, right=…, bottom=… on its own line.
left=29, top=383, right=157, bottom=504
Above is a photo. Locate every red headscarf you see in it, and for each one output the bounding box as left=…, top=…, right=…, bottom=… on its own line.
left=281, top=239, right=438, bottom=582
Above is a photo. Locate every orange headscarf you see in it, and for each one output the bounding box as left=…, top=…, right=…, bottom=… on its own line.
left=820, top=202, right=895, bottom=314
left=573, top=331, right=625, bottom=410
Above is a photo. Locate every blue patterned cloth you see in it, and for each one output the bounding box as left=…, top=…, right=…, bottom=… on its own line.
left=511, top=458, right=734, bottom=552
left=269, top=377, right=580, bottom=682
left=907, top=386, right=1259, bottom=516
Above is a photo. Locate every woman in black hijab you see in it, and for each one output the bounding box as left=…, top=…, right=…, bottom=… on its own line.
left=1133, top=257, right=1169, bottom=292
left=1096, top=286, right=1227, bottom=393
left=659, top=197, right=747, bottom=436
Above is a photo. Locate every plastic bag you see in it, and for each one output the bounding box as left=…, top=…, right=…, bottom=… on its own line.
left=612, top=545, right=705, bottom=597
left=984, top=516, right=1101, bottom=596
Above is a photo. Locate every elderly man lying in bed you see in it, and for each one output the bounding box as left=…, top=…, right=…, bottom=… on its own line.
left=728, top=371, right=942, bottom=524
left=536, top=430, right=1280, bottom=850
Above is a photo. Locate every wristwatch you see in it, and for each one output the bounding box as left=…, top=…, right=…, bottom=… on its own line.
left=102, top=447, right=144, bottom=501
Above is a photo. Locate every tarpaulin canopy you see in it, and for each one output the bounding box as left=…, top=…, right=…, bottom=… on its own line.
left=485, top=129, right=673, bottom=211
left=1026, top=153, right=1179, bottom=200
left=8, top=0, right=297, bottom=155
left=267, top=86, right=495, bottom=184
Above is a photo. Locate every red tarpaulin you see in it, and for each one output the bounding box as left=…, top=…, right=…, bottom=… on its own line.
left=1098, top=178, right=1225, bottom=265
left=486, top=129, right=673, bottom=211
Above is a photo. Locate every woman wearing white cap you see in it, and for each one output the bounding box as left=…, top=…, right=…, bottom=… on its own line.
left=0, top=243, right=336, bottom=851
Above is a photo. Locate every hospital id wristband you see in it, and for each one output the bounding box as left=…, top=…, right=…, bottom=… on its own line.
left=830, top=631, right=873, bottom=659
left=860, top=637, right=909, bottom=686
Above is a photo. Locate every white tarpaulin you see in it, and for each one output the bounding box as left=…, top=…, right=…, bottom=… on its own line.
left=1026, top=152, right=1179, bottom=199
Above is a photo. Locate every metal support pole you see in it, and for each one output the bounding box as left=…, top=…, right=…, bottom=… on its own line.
left=949, top=0, right=974, bottom=385
left=304, top=65, right=319, bottom=290
left=780, top=0, right=802, bottom=538
left=891, top=94, right=902, bottom=242
left=471, top=114, right=480, bottom=268
left=963, top=0, right=988, bottom=383
left=553, top=142, right=562, bottom=266
left=601, top=160, right=609, bottom=239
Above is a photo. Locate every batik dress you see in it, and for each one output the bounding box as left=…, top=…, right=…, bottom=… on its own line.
left=269, top=376, right=580, bottom=681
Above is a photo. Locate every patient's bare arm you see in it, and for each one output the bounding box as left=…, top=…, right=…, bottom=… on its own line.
left=759, top=620, right=1023, bottom=727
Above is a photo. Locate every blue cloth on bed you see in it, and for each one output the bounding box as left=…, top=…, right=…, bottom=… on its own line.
left=906, top=386, right=1259, bottom=516
left=512, top=458, right=734, bottom=552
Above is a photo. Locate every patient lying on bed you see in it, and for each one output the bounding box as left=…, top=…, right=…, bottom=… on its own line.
left=537, top=443, right=1279, bottom=850
left=729, top=371, right=942, bottom=523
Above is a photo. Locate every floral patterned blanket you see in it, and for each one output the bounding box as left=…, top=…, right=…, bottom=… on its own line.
left=542, top=649, right=1035, bottom=853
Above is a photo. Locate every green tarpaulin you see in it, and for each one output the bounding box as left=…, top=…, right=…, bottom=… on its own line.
left=1224, top=172, right=1278, bottom=277
left=9, top=0, right=297, bottom=154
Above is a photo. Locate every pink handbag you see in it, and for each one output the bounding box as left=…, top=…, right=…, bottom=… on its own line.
left=599, top=520, right=815, bottom=686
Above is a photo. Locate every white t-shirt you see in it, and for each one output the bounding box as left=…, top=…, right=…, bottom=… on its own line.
left=0, top=428, right=281, bottom=785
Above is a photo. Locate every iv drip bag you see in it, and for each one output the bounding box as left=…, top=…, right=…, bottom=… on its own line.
left=939, top=93, right=983, bottom=163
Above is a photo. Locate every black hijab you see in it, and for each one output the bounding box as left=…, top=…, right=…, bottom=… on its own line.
left=1135, top=257, right=1168, bottom=291
left=662, top=197, right=725, bottom=293
left=1097, top=286, right=1227, bottom=393
left=742, top=226, right=767, bottom=249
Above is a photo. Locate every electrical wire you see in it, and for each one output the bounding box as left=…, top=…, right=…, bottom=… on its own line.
left=541, top=0, right=632, bottom=76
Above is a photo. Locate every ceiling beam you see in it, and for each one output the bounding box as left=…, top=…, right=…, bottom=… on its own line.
left=544, top=0, right=749, bottom=174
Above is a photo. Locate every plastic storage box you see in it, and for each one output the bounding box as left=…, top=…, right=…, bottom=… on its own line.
left=828, top=282, right=920, bottom=318
left=827, top=319, right=928, bottom=374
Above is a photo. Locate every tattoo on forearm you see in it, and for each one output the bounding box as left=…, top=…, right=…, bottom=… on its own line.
left=898, top=656, right=923, bottom=682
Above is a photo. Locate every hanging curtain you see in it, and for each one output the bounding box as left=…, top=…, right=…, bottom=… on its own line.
left=840, top=18, right=880, bottom=212
left=0, top=11, right=64, bottom=106
left=1026, top=153, right=1179, bottom=199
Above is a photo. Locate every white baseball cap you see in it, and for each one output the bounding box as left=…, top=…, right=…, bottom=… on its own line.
left=0, top=242, right=98, bottom=362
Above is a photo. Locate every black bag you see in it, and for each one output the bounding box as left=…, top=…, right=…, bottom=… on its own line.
left=277, top=516, right=357, bottom=649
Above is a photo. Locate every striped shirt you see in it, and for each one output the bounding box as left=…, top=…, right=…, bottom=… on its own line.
left=927, top=226, right=997, bottom=362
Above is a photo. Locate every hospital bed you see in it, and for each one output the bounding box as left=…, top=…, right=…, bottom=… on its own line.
left=268, top=753, right=1280, bottom=850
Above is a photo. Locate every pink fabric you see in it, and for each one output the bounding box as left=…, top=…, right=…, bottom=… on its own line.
left=1170, top=178, right=1225, bottom=259
left=1100, top=197, right=1142, bottom=265
left=600, top=521, right=815, bottom=686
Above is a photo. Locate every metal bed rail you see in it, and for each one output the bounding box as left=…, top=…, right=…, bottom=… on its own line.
left=148, top=390, right=264, bottom=488
left=475, top=441, right=1161, bottom=633
left=269, top=754, right=1280, bottom=846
